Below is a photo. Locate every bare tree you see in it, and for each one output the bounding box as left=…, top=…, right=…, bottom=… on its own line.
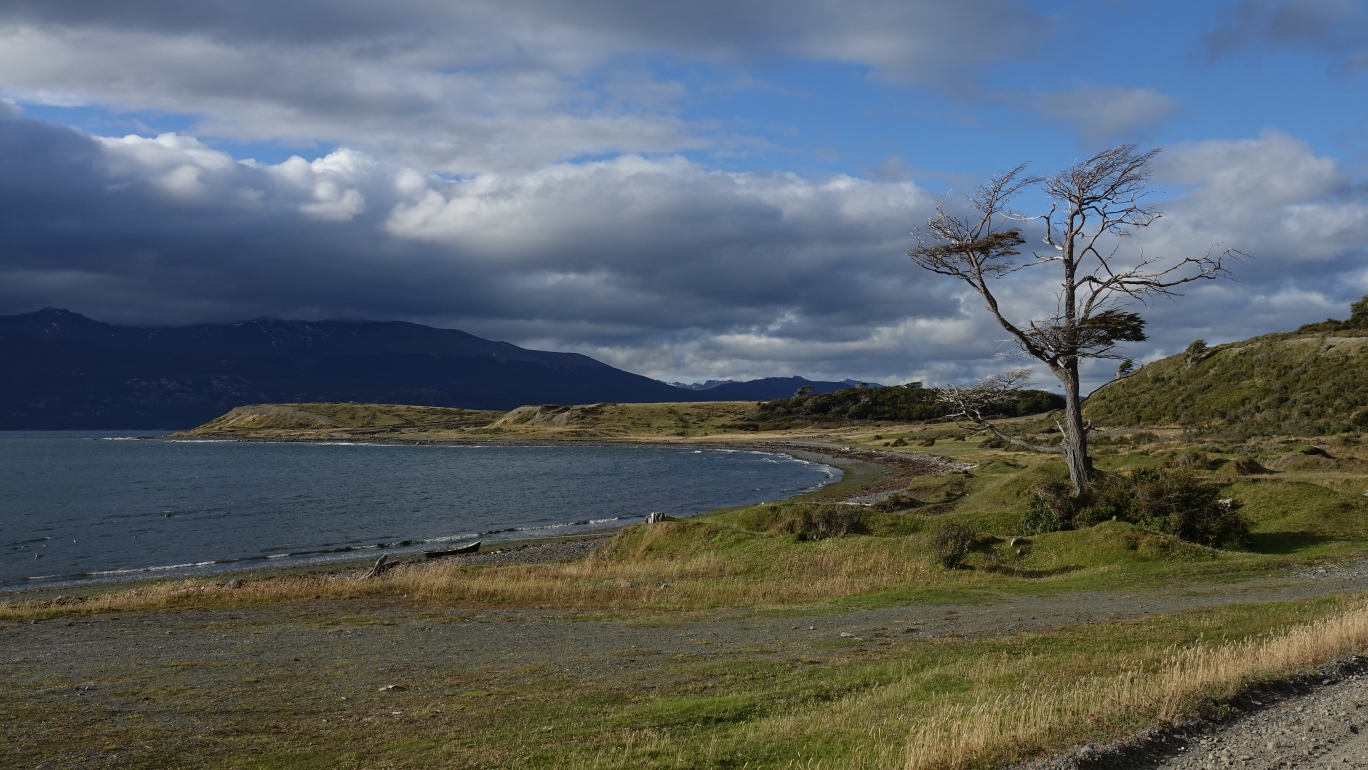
left=909, top=145, right=1239, bottom=494
left=936, top=369, right=1066, bottom=454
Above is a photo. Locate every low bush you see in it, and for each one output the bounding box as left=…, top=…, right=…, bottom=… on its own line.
left=1023, top=478, right=1076, bottom=535
left=932, top=520, right=977, bottom=568
left=756, top=504, right=869, bottom=540
left=1021, top=468, right=1251, bottom=549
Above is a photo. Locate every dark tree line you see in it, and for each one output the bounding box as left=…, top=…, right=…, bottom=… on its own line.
left=749, top=381, right=1063, bottom=424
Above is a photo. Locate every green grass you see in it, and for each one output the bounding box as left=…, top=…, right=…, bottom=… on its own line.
left=1084, top=326, right=1368, bottom=436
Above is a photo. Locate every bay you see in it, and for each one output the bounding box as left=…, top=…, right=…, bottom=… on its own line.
left=0, top=433, right=838, bottom=589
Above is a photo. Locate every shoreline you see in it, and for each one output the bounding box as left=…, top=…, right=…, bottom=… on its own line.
left=3, top=437, right=928, bottom=599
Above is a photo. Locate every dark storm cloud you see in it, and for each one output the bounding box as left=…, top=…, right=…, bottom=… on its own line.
left=1205, top=0, right=1368, bottom=74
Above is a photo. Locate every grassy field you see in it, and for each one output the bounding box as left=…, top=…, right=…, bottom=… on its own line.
left=8, top=421, right=1368, bottom=768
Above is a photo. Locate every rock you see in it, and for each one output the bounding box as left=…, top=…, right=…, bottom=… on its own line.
left=644, top=512, right=670, bottom=524
left=379, top=684, right=405, bottom=692
left=616, top=579, right=633, bottom=589
left=839, top=631, right=855, bottom=638
left=222, top=579, right=244, bottom=590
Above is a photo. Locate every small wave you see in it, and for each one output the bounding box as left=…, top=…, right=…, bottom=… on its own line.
left=85, top=560, right=218, bottom=577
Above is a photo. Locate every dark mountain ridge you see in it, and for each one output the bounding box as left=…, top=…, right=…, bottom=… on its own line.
left=0, top=309, right=666, bottom=429
left=0, top=309, right=874, bottom=429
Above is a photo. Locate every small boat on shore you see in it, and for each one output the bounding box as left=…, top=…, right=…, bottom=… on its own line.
left=422, top=540, right=481, bottom=559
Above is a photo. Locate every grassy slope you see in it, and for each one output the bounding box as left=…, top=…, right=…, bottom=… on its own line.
left=1084, top=329, right=1368, bottom=436
left=180, top=401, right=765, bottom=440
left=184, top=402, right=505, bottom=437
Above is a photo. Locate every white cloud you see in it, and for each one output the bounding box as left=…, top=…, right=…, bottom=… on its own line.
left=1034, top=84, right=1179, bottom=138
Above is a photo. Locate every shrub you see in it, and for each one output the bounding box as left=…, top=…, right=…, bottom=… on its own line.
left=1130, top=470, right=1250, bottom=549
left=757, top=504, right=869, bottom=540
left=1023, top=478, right=1076, bottom=534
left=932, top=521, right=977, bottom=568
left=1020, top=467, right=1251, bottom=549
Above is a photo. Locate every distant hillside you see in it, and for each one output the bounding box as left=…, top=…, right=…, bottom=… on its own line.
left=685, top=376, right=875, bottom=401
left=1084, top=297, right=1368, bottom=436
left=182, top=401, right=760, bottom=440
left=0, top=309, right=693, bottom=429
left=745, top=382, right=1065, bottom=425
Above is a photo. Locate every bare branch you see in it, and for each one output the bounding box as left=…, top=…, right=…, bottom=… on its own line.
left=936, top=369, right=1064, bottom=454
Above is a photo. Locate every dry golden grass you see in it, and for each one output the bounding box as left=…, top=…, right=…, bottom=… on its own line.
left=897, top=603, right=1368, bottom=769
left=0, top=527, right=947, bottom=620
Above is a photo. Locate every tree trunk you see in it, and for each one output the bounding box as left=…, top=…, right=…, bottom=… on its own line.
left=1059, top=360, right=1090, bottom=495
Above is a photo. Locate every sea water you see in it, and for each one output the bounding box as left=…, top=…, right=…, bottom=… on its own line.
left=0, top=433, right=839, bottom=588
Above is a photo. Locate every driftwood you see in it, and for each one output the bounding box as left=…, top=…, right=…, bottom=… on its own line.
left=423, top=540, right=481, bottom=559
left=361, top=553, right=398, bottom=579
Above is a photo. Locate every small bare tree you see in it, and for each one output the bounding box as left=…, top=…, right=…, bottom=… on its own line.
left=936, top=369, right=1067, bottom=454
left=909, top=145, right=1238, bottom=495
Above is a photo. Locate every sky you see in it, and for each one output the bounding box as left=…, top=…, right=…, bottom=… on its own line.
left=0, top=0, right=1366, bottom=392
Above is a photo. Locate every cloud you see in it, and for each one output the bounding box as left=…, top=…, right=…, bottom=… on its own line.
left=0, top=1, right=1053, bottom=173
left=1205, top=0, right=1368, bottom=75
left=2, top=108, right=1366, bottom=391
left=1033, top=84, right=1180, bottom=139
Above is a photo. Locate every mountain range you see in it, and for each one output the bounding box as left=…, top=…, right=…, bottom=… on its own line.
left=0, top=309, right=859, bottom=429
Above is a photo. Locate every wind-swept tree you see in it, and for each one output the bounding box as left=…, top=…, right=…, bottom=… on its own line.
left=909, top=145, right=1239, bottom=494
